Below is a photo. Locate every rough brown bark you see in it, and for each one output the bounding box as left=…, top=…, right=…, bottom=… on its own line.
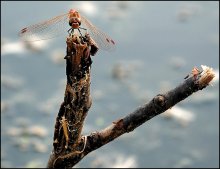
left=47, top=34, right=98, bottom=168
left=47, top=34, right=215, bottom=168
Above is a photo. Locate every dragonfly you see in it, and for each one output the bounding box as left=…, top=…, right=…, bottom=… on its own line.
left=18, top=9, right=116, bottom=51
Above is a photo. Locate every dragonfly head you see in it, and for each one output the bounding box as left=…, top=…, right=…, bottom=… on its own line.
left=69, top=9, right=81, bottom=29
left=69, top=17, right=81, bottom=29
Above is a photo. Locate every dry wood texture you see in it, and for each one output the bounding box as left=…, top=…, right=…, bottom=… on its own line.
left=47, top=34, right=215, bottom=168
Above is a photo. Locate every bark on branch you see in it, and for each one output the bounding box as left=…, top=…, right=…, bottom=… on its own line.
left=47, top=34, right=215, bottom=168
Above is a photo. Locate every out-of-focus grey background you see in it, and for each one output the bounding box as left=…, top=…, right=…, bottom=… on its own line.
left=1, top=1, right=219, bottom=168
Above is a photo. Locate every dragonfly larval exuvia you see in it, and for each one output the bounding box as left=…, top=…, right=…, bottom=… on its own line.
left=19, top=9, right=116, bottom=51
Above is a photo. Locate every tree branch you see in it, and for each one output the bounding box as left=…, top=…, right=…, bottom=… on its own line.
left=46, top=33, right=215, bottom=168
left=82, top=66, right=215, bottom=155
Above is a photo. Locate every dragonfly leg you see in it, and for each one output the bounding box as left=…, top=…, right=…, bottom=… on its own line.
left=79, top=27, right=87, bottom=31
left=78, top=28, right=85, bottom=43
left=67, top=28, right=72, bottom=35
left=68, top=28, right=75, bottom=36
left=79, top=27, right=88, bottom=36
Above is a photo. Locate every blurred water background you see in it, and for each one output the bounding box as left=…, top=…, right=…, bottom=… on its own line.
left=1, top=1, right=219, bottom=168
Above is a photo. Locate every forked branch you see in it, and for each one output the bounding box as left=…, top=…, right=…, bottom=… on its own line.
left=47, top=33, right=215, bottom=168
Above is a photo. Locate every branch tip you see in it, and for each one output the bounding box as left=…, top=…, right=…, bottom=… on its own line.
left=199, top=65, right=215, bottom=87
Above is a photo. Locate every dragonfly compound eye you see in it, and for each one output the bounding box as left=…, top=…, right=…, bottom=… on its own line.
left=76, top=18, right=81, bottom=26
left=78, top=20, right=81, bottom=26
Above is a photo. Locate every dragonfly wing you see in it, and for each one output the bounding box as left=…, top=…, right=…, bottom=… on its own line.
left=81, top=15, right=116, bottom=52
left=18, top=13, right=70, bottom=42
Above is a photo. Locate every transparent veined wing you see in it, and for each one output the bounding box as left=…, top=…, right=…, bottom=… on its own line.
left=18, top=10, right=116, bottom=52
left=81, top=15, right=116, bottom=52
left=18, top=13, right=70, bottom=42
